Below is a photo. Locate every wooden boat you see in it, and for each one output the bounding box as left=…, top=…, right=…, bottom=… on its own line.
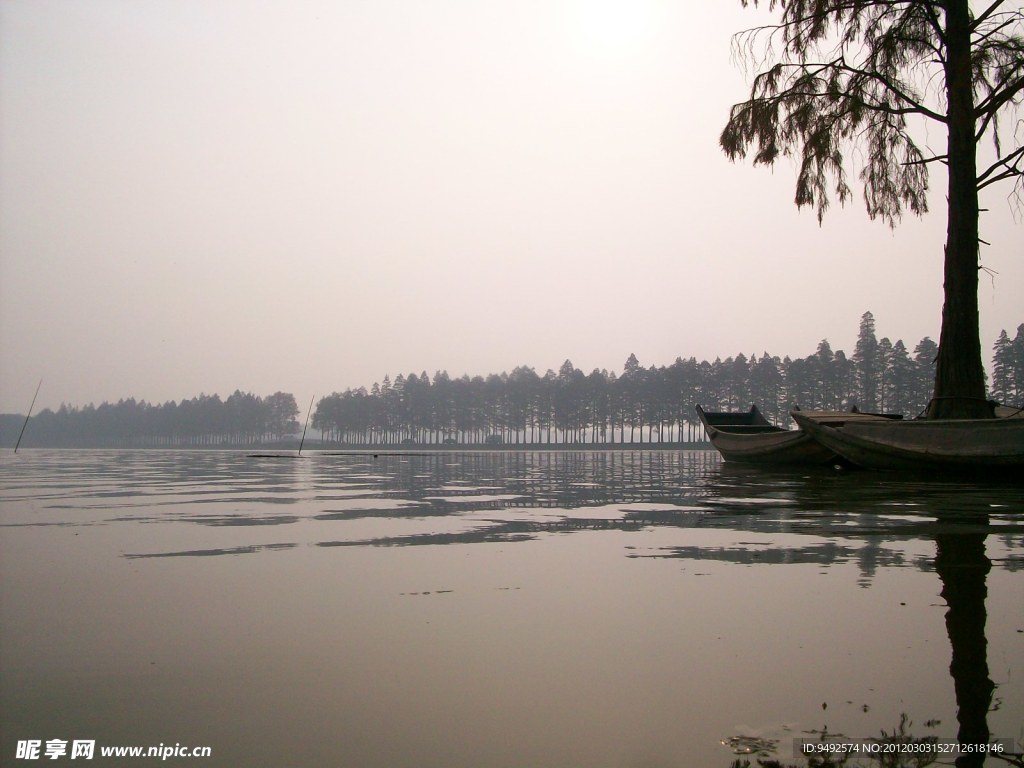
left=790, top=409, right=1024, bottom=471
left=695, top=405, right=899, bottom=465
left=995, top=405, right=1024, bottom=419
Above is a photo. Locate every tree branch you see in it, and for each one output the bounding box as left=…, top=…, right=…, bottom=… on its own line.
left=903, top=153, right=949, bottom=167
left=919, top=2, right=946, bottom=47
left=752, top=57, right=947, bottom=123
left=975, top=73, right=1024, bottom=118
left=971, top=1, right=1007, bottom=32
left=976, top=145, right=1024, bottom=191
left=832, top=58, right=947, bottom=122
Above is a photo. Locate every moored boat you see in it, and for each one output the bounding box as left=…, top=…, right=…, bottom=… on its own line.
left=695, top=405, right=900, bottom=465
left=790, top=409, right=1024, bottom=471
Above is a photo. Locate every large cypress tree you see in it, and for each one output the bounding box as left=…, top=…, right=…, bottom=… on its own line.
left=721, top=1, right=1023, bottom=418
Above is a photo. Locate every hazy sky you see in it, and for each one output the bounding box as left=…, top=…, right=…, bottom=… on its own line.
left=1, top=0, right=1021, bottom=414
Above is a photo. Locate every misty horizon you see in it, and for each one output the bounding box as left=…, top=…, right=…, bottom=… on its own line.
left=6, top=313, right=1022, bottom=420
left=1, top=1, right=1021, bottom=416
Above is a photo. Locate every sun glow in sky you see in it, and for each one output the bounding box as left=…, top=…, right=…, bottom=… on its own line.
left=563, top=0, right=661, bottom=60
left=0, top=0, right=1020, bottom=414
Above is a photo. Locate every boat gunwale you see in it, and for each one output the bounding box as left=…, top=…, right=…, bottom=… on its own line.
left=791, top=410, right=1024, bottom=470
left=696, top=404, right=836, bottom=465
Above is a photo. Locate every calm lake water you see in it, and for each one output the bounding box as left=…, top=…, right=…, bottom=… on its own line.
left=1, top=449, right=1022, bottom=767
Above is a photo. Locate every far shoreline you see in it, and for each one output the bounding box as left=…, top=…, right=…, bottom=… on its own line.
left=3, top=440, right=717, bottom=453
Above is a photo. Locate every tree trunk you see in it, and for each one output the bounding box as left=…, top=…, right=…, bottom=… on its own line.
left=928, top=0, right=992, bottom=420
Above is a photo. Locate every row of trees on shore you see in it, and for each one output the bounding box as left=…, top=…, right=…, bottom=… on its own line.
left=4, top=316, right=1022, bottom=448
left=2, top=391, right=300, bottom=448
left=311, top=315, right=1024, bottom=446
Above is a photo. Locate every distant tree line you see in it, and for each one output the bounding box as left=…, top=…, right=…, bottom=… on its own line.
left=312, top=314, right=1024, bottom=446
left=1, top=391, right=300, bottom=448
left=4, top=316, right=1022, bottom=448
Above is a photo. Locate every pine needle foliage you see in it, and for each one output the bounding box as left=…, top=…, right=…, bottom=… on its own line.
left=721, top=0, right=1024, bottom=418
left=721, top=0, right=1023, bottom=224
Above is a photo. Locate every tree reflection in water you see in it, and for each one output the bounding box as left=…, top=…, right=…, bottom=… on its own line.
left=726, top=521, right=1021, bottom=768
left=936, top=528, right=996, bottom=768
